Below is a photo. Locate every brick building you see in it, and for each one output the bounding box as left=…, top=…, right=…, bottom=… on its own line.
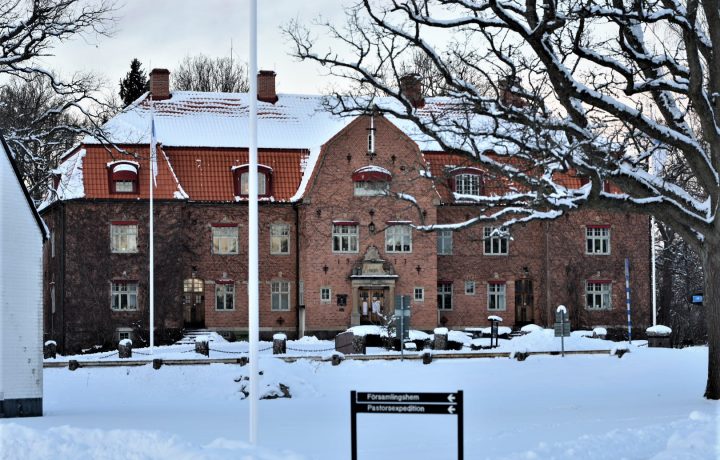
left=41, top=70, right=652, bottom=353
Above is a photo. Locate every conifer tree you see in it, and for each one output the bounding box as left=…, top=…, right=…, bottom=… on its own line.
left=119, top=58, right=148, bottom=106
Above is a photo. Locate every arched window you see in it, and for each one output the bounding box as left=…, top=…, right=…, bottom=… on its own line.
left=352, top=165, right=391, bottom=196
left=450, top=167, right=483, bottom=196
left=232, top=164, right=273, bottom=197
left=107, top=161, right=139, bottom=194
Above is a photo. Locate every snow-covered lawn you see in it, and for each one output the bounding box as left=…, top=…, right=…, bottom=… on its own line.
left=2, top=339, right=718, bottom=459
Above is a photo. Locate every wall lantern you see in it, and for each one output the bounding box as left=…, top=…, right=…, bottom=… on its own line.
left=323, top=265, right=329, bottom=274
left=416, top=265, right=422, bottom=274
left=368, top=222, right=376, bottom=234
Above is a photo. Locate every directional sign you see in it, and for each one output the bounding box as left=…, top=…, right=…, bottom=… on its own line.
left=356, top=392, right=457, bottom=404
left=351, top=390, right=464, bottom=460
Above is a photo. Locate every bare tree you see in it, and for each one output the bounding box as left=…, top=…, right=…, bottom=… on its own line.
left=172, top=54, right=249, bottom=93
left=0, top=0, right=119, bottom=200
left=286, top=0, right=720, bottom=399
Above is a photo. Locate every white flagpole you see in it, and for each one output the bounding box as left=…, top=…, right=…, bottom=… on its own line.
left=248, top=0, right=259, bottom=446
left=149, top=103, right=157, bottom=354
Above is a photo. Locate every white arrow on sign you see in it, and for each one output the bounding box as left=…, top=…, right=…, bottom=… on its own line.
left=447, top=405, right=456, bottom=414
left=447, top=394, right=456, bottom=403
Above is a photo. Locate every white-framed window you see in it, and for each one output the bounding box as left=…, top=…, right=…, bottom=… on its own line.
left=437, top=282, right=453, bottom=310
left=385, top=225, right=412, bottom=253
left=414, top=287, right=425, bottom=302
left=117, top=328, right=133, bottom=342
left=215, top=283, right=235, bottom=310
left=111, top=223, right=138, bottom=253
left=487, top=282, right=506, bottom=311
left=272, top=281, right=291, bottom=311
left=332, top=224, right=359, bottom=253
left=437, top=230, right=453, bottom=255
left=111, top=282, right=138, bottom=311
left=115, top=181, right=135, bottom=193
left=212, top=226, right=239, bottom=254
left=465, top=281, right=476, bottom=295
left=586, top=281, right=612, bottom=310
left=586, top=226, right=611, bottom=255
left=354, top=181, right=389, bottom=197
left=320, top=287, right=331, bottom=303
left=484, top=227, right=508, bottom=255
left=455, top=174, right=481, bottom=195
left=270, top=223, right=290, bottom=254
left=240, top=172, right=267, bottom=195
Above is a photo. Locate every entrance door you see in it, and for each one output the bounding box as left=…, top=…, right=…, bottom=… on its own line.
left=183, top=278, right=205, bottom=327
left=514, top=279, right=534, bottom=325
left=359, top=288, right=386, bottom=325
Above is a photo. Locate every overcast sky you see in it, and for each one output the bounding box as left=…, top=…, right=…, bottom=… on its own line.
left=45, top=0, right=351, bottom=96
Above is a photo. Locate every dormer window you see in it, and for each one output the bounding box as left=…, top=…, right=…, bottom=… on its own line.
left=232, top=164, right=273, bottom=197
left=352, top=165, right=391, bottom=197
left=451, top=167, right=484, bottom=196
left=107, top=161, right=139, bottom=194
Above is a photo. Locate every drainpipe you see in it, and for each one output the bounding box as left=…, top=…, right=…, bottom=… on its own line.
left=294, top=203, right=301, bottom=338
left=60, top=202, right=67, bottom=354
left=544, top=221, right=551, bottom=327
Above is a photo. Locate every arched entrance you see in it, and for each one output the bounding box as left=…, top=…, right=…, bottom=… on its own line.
left=183, top=278, right=205, bottom=328
left=350, top=246, right=398, bottom=326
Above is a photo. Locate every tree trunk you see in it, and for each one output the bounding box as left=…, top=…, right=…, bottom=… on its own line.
left=701, top=241, right=720, bottom=400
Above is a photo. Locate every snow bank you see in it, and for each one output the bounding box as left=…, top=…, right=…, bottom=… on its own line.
left=347, top=325, right=388, bottom=337
left=520, top=324, right=543, bottom=333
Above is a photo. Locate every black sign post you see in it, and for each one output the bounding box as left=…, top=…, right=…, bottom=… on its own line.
left=351, top=391, right=463, bottom=460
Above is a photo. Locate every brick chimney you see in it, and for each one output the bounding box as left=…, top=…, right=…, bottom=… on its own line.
left=257, top=70, right=278, bottom=104
left=149, top=68, right=171, bottom=101
left=399, top=74, right=425, bottom=108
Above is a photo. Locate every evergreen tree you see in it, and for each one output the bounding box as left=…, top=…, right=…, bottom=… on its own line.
left=119, top=59, right=148, bottom=106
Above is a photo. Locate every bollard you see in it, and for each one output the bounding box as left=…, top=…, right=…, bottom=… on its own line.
left=331, top=353, right=343, bottom=366
left=433, top=327, right=448, bottom=351
left=238, top=356, right=249, bottom=366
left=422, top=351, right=433, bottom=365
left=195, top=336, right=210, bottom=356
left=273, top=333, right=287, bottom=355
left=43, top=340, right=57, bottom=359
left=352, top=335, right=366, bottom=354
left=514, top=351, right=529, bottom=361
left=118, top=339, right=133, bottom=358
left=153, top=359, right=163, bottom=370
left=68, top=360, right=80, bottom=371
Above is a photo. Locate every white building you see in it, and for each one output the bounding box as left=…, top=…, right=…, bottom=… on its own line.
left=0, top=132, right=46, bottom=417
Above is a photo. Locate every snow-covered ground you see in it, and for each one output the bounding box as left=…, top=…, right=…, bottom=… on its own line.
left=2, top=334, right=718, bottom=459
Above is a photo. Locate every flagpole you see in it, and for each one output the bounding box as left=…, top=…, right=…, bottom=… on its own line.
left=248, top=0, right=259, bottom=446
left=149, top=102, right=156, bottom=354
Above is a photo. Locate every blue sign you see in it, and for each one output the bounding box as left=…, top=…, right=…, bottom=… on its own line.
left=691, top=294, right=704, bottom=305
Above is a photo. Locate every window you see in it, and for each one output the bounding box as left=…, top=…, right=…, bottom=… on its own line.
left=270, top=223, right=290, bottom=254
left=337, top=294, right=348, bottom=306
left=111, top=282, right=138, bottom=311
left=241, top=172, right=266, bottom=195
left=484, top=227, right=508, bottom=255
left=487, top=282, right=506, bottom=311
left=212, top=225, right=238, bottom=254
left=271, top=281, right=290, bottom=311
left=437, top=230, right=453, bottom=255
left=354, top=181, right=389, bottom=196
left=108, top=162, right=139, bottom=194
left=117, top=329, right=132, bottom=342
left=111, top=223, right=138, bottom=253
left=455, top=174, right=482, bottom=195
left=414, top=287, right=425, bottom=302
left=215, top=283, right=235, bottom=310
left=586, top=226, right=611, bottom=255
left=320, top=287, right=331, bottom=303
left=385, top=225, right=412, bottom=253
left=332, top=224, right=359, bottom=253
left=465, top=281, right=476, bottom=295
left=233, top=164, right=272, bottom=197
left=438, top=282, right=453, bottom=310
left=352, top=166, right=391, bottom=196
left=586, top=281, right=612, bottom=310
